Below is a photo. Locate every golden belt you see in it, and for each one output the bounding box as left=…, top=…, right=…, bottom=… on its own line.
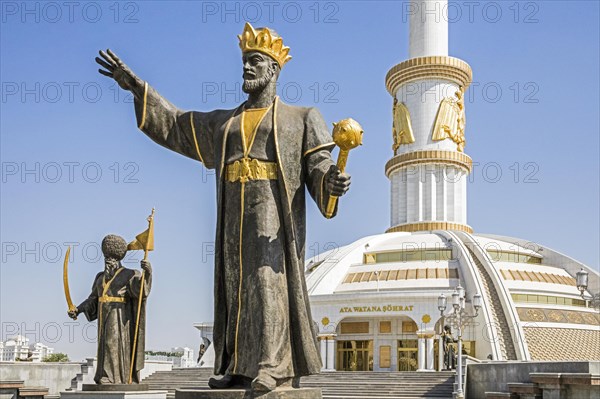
left=225, top=158, right=277, bottom=183
left=99, top=296, right=126, bottom=303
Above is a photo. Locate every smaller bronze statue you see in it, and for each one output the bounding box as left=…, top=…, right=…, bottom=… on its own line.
left=67, top=235, right=151, bottom=384
left=64, top=211, right=154, bottom=386
left=442, top=325, right=457, bottom=370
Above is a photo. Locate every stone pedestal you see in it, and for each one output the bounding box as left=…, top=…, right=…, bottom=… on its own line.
left=60, top=385, right=167, bottom=399
left=81, top=385, right=149, bottom=392
left=507, top=382, right=542, bottom=399
left=0, top=380, right=23, bottom=399
left=175, top=387, right=322, bottom=399
left=530, top=372, right=600, bottom=399
left=16, top=387, right=49, bottom=398
left=529, top=373, right=566, bottom=399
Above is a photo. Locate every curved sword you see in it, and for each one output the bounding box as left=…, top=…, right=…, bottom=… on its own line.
left=63, top=246, right=76, bottom=312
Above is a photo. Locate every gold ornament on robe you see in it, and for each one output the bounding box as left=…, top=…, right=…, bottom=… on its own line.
left=392, top=98, right=415, bottom=155
left=238, top=22, right=291, bottom=68
left=432, top=87, right=466, bottom=152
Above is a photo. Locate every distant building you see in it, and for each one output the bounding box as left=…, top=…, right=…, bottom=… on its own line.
left=171, top=347, right=195, bottom=368
left=145, top=347, right=195, bottom=368
left=193, top=323, right=214, bottom=368
left=0, top=336, right=29, bottom=361
left=0, top=336, right=53, bottom=362
left=30, top=342, right=54, bottom=362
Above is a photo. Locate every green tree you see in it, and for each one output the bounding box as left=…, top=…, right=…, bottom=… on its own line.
left=43, top=353, right=69, bottom=362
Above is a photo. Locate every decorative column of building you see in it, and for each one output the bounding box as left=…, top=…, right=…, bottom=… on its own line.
left=417, top=334, right=426, bottom=371
left=385, top=0, right=473, bottom=233
left=319, top=336, right=327, bottom=371
left=417, top=331, right=436, bottom=371
left=426, top=334, right=435, bottom=370
left=326, top=335, right=336, bottom=371
left=318, top=334, right=337, bottom=371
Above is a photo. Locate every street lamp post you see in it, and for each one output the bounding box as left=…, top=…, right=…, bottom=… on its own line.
left=576, top=268, right=600, bottom=310
left=438, top=286, right=481, bottom=399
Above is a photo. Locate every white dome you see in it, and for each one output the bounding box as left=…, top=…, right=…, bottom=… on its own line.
left=305, top=230, right=600, bottom=362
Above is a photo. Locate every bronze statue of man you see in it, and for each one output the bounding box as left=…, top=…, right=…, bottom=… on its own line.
left=96, top=23, right=351, bottom=392
left=442, top=325, right=457, bottom=370
left=68, top=234, right=152, bottom=384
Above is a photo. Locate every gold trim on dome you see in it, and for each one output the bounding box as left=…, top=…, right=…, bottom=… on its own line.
left=385, top=150, right=473, bottom=177
left=517, top=307, right=600, bottom=326
left=385, top=56, right=473, bottom=96
left=386, top=221, right=473, bottom=234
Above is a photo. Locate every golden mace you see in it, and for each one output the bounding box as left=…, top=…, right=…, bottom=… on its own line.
left=325, top=118, right=363, bottom=218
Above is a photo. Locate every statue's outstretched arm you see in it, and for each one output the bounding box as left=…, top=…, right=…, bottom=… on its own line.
left=96, top=49, right=144, bottom=97
left=96, top=49, right=215, bottom=168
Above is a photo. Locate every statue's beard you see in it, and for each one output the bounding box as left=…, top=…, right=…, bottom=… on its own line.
left=243, top=67, right=275, bottom=94
left=104, top=258, right=121, bottom=275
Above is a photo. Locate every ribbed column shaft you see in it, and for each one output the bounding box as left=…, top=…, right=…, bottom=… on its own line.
left=409, top=0, right=448, bottom=58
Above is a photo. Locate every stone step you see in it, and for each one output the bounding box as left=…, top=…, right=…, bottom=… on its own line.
left=143, top=370, right=454, bottom=399
left=167, top=395, right=451, bottom=399
left=147, top=374, right=454, bottom=380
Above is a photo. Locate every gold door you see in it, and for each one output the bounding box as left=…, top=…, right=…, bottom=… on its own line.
left=336, top=340, right=373, bottom=371
left=397, top=339, right=418, bottom=371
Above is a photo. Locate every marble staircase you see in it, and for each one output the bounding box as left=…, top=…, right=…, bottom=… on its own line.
left=142, top=368, right=455, bottom=398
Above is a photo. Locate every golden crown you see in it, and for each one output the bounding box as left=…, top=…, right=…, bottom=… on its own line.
left=238, top=22, right=292, bottom=68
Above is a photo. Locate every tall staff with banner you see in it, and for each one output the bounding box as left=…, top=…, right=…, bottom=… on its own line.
left=127, top=208, right=155, bottom=384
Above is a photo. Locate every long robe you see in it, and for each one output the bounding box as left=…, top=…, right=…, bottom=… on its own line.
left=134, top=85, right=336, bottom=380
left=77, top=267, right=150, bottom=384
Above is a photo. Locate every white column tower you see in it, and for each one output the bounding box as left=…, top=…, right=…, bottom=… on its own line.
left=385, top=0, right=473, bottom=233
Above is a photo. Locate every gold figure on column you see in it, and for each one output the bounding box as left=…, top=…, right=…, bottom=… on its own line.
left=432, top=87, right=466, bottom=152
left=392, top=98, right=415, bottom=155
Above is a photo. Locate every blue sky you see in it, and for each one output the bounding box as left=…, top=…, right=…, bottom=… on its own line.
left=1, top=1, right=598, bottom=361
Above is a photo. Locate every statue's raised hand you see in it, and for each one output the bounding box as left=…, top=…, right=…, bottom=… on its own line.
left=96, top=49, right=139, bottom=92
left=67, top=307, right=79, bottom=320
